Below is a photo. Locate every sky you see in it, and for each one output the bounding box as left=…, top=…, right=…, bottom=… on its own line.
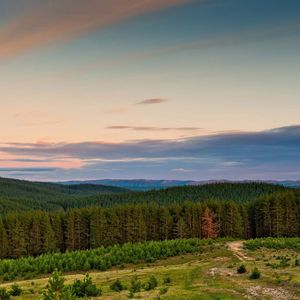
left=0, top=0, right=299, bottom=181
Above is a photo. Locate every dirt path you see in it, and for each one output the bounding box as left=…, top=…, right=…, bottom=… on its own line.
left=227, top=241, right=252, bottom=262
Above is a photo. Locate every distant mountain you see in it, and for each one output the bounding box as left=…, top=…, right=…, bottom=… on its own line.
left=265, top=180, right=300, bottom=188
left=60, top=179, right=195, bottom=191
left=60, top=179, right=300, bottom=190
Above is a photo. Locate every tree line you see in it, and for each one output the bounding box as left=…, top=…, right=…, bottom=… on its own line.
left=0, top=190, right=299, bottom=259
left=0, top=180, right=287, bottom=213
left=52, top=182, right=287, bottom=209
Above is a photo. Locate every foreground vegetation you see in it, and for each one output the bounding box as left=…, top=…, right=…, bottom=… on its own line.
left=0, top=238, right=300, bottom=299
left=0, top=239, right=217, bottom=281
left=245, top=237, right=300, bottom=251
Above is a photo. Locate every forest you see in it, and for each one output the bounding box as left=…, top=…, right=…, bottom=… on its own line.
left=0, top=177, right=128, bottom=212
left=0, top=177, right=287, bottom=212
left=0, top=185, right=299, bottom=259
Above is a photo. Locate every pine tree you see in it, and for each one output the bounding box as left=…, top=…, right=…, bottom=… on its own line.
left=41, top=214, right=56, bottom=253
left=201, top=207, right=218, bottom=238
left=159, top=207, right=172, bottom=240
left=43, top=269, right=65, bottom=300
left=270, top=196, right=284, bottom=237
left=176, top=218, right=187, bottom=239
left=29, top=213, right=42, bottom=256
left=222, top=202, right=242, bottom=238
left=0, top=217, right=8, bottom=258
left=89, top=208, right=104, bottom=249
left=51, top=213, right=65, bottom=252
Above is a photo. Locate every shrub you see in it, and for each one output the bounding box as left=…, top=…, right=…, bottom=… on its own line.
left=9, top=284, right=22, bottom=296
left=128, top=291, right=134, bottom=299
left=163, top=276, right=172, bottom=284
left=110, top=279, right=125, bottom=292
left=70, top=274, right=101, bottom=297
left=0, top=288, right=10, bottom=300
left=43, top=269, right=65, bottom=300
left=129, top=277, right=142, bottom=293
left=250, top=267, right=261, bottom=280
left=237, top=264, right=247, bottom=274
left=2, top=274, right=15, bottom=282
left=143, top=276, right=158, bottom=291
left=159, top=286, right=169, bottom=295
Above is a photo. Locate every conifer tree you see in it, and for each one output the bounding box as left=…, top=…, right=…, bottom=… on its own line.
left=201, top=207, right=218, bottom=238
left=0, top=217, right=8, bottom=258
left=41, top=214, right=57, bottom=253
left=29, top=213, right=42, bottom=256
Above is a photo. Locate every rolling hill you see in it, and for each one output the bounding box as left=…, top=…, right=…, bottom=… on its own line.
left=60, top=179, right=300, bottom=190
left=0, top=177, right=293, bottom=213
left=0, top=177, right=128, bottom=212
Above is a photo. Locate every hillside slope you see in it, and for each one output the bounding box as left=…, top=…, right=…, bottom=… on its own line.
left=57, top=182, right=289, bottom=209
left=0, top=177, right=292, bottom=212
left=0, top=177, right=128, bottom=212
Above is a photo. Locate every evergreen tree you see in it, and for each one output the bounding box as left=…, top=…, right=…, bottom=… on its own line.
left=29, top=213, right=42, bottom=256
left=0, top=217, right=7, bottom=258
left=41, top=214, right=57, bottom=253
left=43, top=269, right=65, bottom=300
left=201, top=207, right=218, bottom=238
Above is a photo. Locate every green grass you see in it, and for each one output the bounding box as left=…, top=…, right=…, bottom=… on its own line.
left=0, top=239, right=300, bottom=299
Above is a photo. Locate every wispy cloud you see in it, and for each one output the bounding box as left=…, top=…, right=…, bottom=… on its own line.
left=136, top=98, right=168, bottom=105
left=0, top=167, right=58, bottom=173
left=0, top=125, right=299, bottom=180
left=60, top=19, right=300, bottom=79
left=171, top=168, right=193, bottom=173
left=0, top=0, right=191, bottom=60
left=106, top=125, right=202, bottom=132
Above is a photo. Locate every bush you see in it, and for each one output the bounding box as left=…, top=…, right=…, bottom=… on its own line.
left=110, top=279, right=125, bottom=292
left=9, top=284, right=22, bottom=296
left=0, top=288, right=10, bottom=300
left=129, top=277, right=142, bottom=293
left=237, top=264, right=247, bottom=274
left=143, top=276, right=158, bottom=291
left=159, top=286, right=169, bottom=295
left=2, top=274, right=15, bottom=282
left=250, top=267, right=261, bottom=279
left=43, top=269, right=65, bottom=300
left=70, top=274, right=101, bottom=298
left=163, top=276, right=172, bottom=284
left=295, top=259, right=300, bottom=266
left=128, top=291, right=134, bottom=299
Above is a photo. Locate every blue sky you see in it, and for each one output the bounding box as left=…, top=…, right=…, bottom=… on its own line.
left=0, top=0, right=299, bottom=180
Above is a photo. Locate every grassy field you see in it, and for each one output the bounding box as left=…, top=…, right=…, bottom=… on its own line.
left=1, top=240, right=300, bottom=300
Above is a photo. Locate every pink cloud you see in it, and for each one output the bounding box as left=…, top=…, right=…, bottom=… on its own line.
left=0, top=0, right=191, bottom=60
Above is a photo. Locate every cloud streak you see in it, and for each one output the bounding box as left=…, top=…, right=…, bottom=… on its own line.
left=106, top=125, right=202, bottom=132
left=67, top=19, right=300, bottom=77
left=136, top=98, right=168, bottom=105
left=0, top=125, right=299, bottom=180
left=0, top=167, right=58, bottom=172
left=0, top=0, right=191, bottom=60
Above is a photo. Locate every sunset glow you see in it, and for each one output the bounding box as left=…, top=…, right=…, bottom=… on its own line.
left=0, top=0, right=299, bottom=180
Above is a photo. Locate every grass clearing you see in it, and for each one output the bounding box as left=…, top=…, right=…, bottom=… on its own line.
left=0, top=240, right=300, bottom=299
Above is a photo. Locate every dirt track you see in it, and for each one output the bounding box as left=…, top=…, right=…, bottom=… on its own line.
left=227, top=241, right=252, bottom=261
